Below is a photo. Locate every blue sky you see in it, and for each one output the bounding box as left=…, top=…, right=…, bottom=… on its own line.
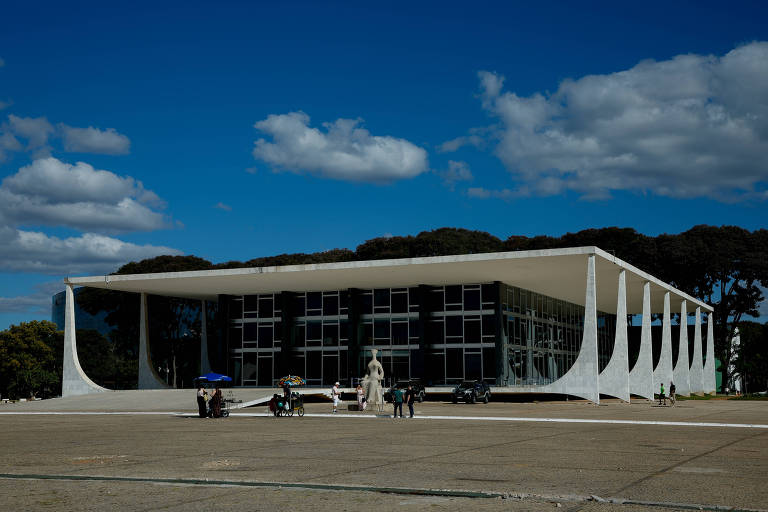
left=1, top=1, right=767, bottom=329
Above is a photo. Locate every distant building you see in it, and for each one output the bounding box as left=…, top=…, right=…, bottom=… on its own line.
left=52, top=288, right=112, bottom=337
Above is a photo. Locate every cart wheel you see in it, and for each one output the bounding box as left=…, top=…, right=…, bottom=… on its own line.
left=298, top=407, right=305, bottom=417
left=288, top=408, right=294, bottom=417
left=223, top=410, right=230, bottom=417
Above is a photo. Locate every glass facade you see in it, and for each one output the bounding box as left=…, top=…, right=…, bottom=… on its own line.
left=223, top=281, right=613, bottom=387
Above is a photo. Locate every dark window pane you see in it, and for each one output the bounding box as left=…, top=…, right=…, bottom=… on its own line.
left=482, top=315, right=496, bottom=336
left=464, top=289, right=481, bottom=311
left=323, top=323, right=339, bottom=346
left=244, top=295, right=259, bottom=312
left=464, top=319, right=481, bottom=343
left=446, top=316, right=463, bottom=337
left=274, top=321, right=282, bottom=342
left=323, top=354, right=338, bottom=385
left=244, top=312, right=259, bottom=319
left=374, top=289, right=390, bottom=308
left=243, top=353, right=258, bottom=381
left=446, top=348, right=462, bottom=378
left=427, top=320, right=444, bottom=344
left=465, top=352, right=481, bottom=380
left=409, top=319, right=420, bottom=339
left=258, top=297, right=273, bottom=318
left=363, top=322, right=373, bottom=344
left=408, top=288, right=420, bottom=311
left=229, top=300, right=243, bottom=320
left=445, top=285, right=462, bottom=305
left=293, top=295, right=306, bottom=316
left=339, top=320, right=349, bottom=340
left=391, top=292, right=408, bottom=313
left=228, top=327, right=242, bottom=349
left=481, top=284, right=496, bottom=304
left=295, top=325, right=305, bottom=345
left=446, top=304, right=462, bottom=311
left=374, top=318, right=390, bottom=340
left=323, top=295, right=339, bottom=316
left=339, top=291, right=349, bottom=310
left=392, top=322, right=408, bottom=344
left=258, top=357, right=272, bottom=386
left=361, top=293, right=373, bottom=314
left=243, top=323, right=258, bottom=341
left=307, top=351, right=321, bottom=381
left=483, top=348, right=496, bottom=381
left=307, top=292, right=322, bottom=310
left=428, top=290, right=444, bottom=312
left=307, top=321, right=322, bottom=340
left=258, top=325, right=273, bottom=348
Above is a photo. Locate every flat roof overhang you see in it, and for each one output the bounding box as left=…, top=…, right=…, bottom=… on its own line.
left=65, top=246, right=713, bottom=315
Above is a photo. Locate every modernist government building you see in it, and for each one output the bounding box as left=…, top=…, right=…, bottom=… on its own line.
left=61, top=247, right=717, bottom=403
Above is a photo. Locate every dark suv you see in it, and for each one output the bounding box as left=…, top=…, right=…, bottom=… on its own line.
left=384, top=379, right=426, bottom=403
left=452, top=380, right=491, bottom=404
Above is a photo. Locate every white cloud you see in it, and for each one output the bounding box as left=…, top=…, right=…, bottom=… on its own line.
left=214, top=202, right=232, bottom=211
left=467, top=187, right=527, bottom=201
left=59, top=124, right=131, bottom=155
left=253, top=111, right=429, bottom=183
left=6, top=114, right=54, bottom=157
left=0, top=281, right=64, bottom=314
left=0, top=157, right=167, bottom=232
left=0, top=226, right=182, bottom=275
left=476, top=42, right=768, bottom=201
left=439, top=160, right=473, bottom=189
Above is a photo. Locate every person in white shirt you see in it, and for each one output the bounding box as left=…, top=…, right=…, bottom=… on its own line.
left=332, top=382, right=341, bottom=413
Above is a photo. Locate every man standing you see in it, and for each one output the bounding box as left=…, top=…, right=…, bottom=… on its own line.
left=331, top=381, right=341, bottom=413
left=404, top=384, right=416, bottom=418
left=392, top=386, right=404, bottom=418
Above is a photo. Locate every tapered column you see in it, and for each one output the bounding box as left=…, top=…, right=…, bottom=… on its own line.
left=653, top=292, right=673, bottom=393
left=62, top=283, right=109, bottom=396
left=542, top=254, right=599, bottom=403
left=200, top=299, right=212, bottom=375
left=598, top=270, right=629, bottom=402
left=689, top=307, right=704, bottom=395
left=672, top=301, right=691, bottom=396
left=704, top=312, right=716, bottom=394
left=138, top=293, right=170, bottom=389
left=629, top=282, right=654, bottom=400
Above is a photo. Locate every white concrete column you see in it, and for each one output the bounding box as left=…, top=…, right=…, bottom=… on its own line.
left=689, top=306, right=704, bottom=395
left=61, top=283, right=109, bottom=397
left=598, top=270, right=630, bottom=402
left=653, top=292, right=673, bottom=394
left=704, top=312, right=716, bottom=394
left=542, top=254, right=599, bottom=403
left=629, top=282, right=654, bottom=401
left=138, top=292, right=170, bottom=389
left=672, top=300, right=691, bottom=396
left=200, top=299, right=212, bottom=375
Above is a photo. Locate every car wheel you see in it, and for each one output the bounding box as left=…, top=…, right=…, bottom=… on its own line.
left=483, top=394, right=489, bottom=404
left=418, top=391, right=425, bottom=403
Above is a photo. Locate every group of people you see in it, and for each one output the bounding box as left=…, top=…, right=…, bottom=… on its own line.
left=196, top=385, right=223, bottom=418
left=658, top=381, right=677, bottom=406
left=348, top=382, right=416, bottom=418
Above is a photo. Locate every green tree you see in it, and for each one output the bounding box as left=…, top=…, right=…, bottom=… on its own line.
left=0, top=321, right=62, bottom=399
left=734, top=321, right=768, bottom=393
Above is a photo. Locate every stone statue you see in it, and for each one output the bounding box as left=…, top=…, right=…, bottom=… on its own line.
left=362, top=348, right=385, bottom=412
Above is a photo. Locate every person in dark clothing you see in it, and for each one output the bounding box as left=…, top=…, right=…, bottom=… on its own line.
left=669, top=381, right=676, bottom=406
left=392, top=387, right=404, bottom=418
left=196, top=386, right=207, bottom=418
left=404, top=385, right=416, bottom=418
left=209, top=386, right=223, bottom=418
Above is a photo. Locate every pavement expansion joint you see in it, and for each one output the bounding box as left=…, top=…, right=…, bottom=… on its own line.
left=0, top=473, right=764, bottom=512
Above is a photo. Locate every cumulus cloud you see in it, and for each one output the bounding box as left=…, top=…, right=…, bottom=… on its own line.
left=252, top=111, right=429, bottom=183
left=0, top=226, right=182, bottom=275
left=475, top=42, right=768, bottom=201
left=6, top=114, right=54, bottom=157
left=59, top=124, right=131, bottom=155
left=467, top=187, right=527, bottom=201
left=439, top=160, right=474, bottom=189
left=0, top=157, right=167, bottom=232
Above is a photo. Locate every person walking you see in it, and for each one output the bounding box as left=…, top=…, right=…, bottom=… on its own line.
left=356, top=384, right=366, bottom=411
left=669, top=381, right=676, bottom=406
left=404, top=384, right=416, bottom=418
left=392, top=386, right=404, bottom=418
left=196, top=386, right=207, bottom=418
left=331, top=382, right=341, bottom=413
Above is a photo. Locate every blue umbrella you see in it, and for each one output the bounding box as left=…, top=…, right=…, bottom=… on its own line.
left=196, top=372, right=233, bottom=383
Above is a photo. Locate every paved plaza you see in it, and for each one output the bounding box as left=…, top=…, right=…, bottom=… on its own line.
left=1, top=393, right=766, bottom=511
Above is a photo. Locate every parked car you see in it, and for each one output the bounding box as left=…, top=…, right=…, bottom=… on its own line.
left=384, top=379, right=426, bottom=403
left=452, top=380, right=491, bottom=404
